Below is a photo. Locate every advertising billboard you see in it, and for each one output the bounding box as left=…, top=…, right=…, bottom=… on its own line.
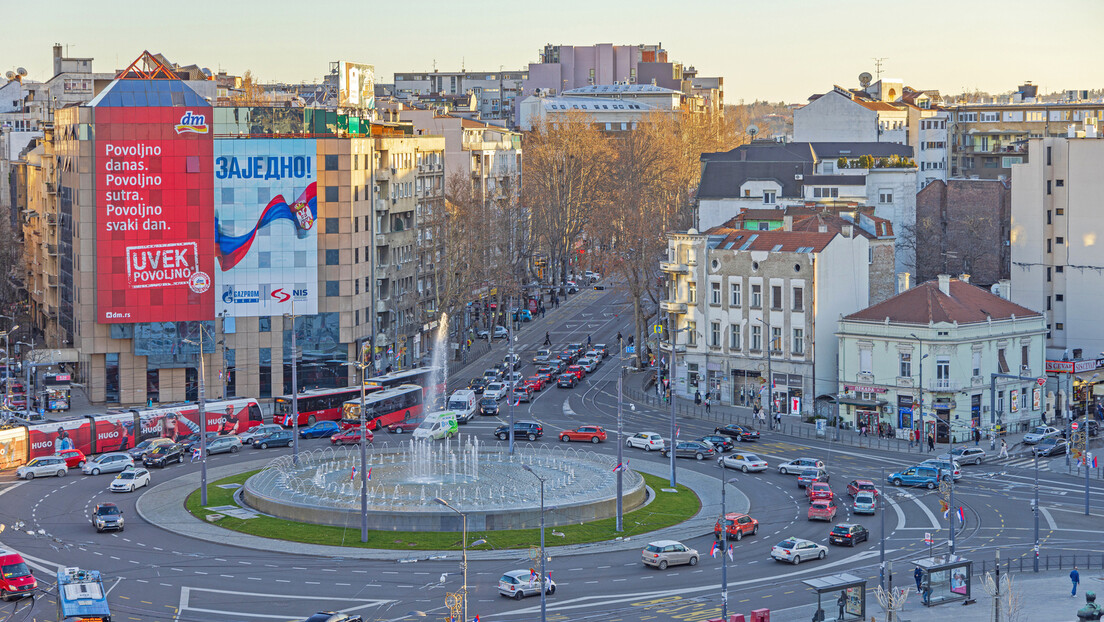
left=91, top=412, right=139, bottom=453
left=27, top=417, right=93, bottom=460
left=213, top=139, right=318, bottom=317
left=338, top=61, right=375, bottom=109
left=0, top=427, right=26, bottom=470
left=95, top=106, right=215, bottom=323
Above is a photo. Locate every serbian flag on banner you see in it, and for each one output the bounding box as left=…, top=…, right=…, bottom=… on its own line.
left=710, top=541, right=718, bottom=558
left=350, top=466, right=356, bottom=481
left=676, top=426, right=681, bottom=438
left=367, top=467, right=372, bottom=481
left=1094, top=455, right=1099, bottom=469
left=957, top=506, right=966, bottom=526
left=727, top=544, right=734, bottom=561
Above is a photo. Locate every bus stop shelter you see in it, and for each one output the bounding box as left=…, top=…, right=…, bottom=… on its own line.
left=802, top=572, right=866, bottom=621
left=914, top=554, right=972, bottom=606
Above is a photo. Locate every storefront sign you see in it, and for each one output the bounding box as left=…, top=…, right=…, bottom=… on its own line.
left=1010, top=389, right=1019, bottom=413
left=1033, top=386, right=1041, bottom=410
left=845, top=385, right=888, bottom=393
left=1046, top=358, right=1104, bottom=374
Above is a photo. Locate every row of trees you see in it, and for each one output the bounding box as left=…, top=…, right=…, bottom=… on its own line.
left=432, top=108, right=747, bottom=358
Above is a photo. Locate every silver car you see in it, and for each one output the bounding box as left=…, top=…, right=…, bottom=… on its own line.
left=778, top=458, right=825, bottom=475
left=641, top=540, right=699, bottom=570
left=205, top=435, right=242, bottom=455
left=938, top=447, right=986, bottom=465
left=16, top=456, right=67, bottom=479
left=239, top=424, right=283, bottom=445
left=721, top=452, right=768, bottom=473
left=82, top=452, right=135, bottom=475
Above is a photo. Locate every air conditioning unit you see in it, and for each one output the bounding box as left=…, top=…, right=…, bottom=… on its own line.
left=794, top=174, right=803, bottom=180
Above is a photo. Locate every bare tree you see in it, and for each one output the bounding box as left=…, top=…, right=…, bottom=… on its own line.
left=231, top=70, right=268, bottom=106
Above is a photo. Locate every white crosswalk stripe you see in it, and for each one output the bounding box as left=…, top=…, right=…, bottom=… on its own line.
left=995, top=456, right=1050, bottom=471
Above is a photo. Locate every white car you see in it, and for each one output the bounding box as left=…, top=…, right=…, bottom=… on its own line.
left=82, top=452, right=135, bottom=475
left=627, top=432, right=665, bottom=451
left=578, top=357, right=598, bottom=373
left=505, top=372, right=524, bottom=388
left=721, top=452, right=768, bottom=473
left=17, top=456, right=68, bottom=480
left=777, top=458, right=825, bottom=475
left=110, top=467, right=151, bottom=492
left=1023, top=426, right=1061, bottom=444
left=498, top=569, right=556, bottom=599
left=239, top=424, right=283, bottom=445
left=938, top=447, right=986, bottom=465
left=770, top=537, right=828, bottom=565
left=585, top=270, right=601, bottom=281
left=484, top=382, right=509, bottom=401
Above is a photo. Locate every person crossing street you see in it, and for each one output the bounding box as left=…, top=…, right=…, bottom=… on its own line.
left=999, top=438, right=1009, bottom=459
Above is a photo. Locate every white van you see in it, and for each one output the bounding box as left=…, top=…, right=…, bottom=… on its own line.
left=412, top=411, right=459, bottom=440
left=447, top=390, right=478, bottom=423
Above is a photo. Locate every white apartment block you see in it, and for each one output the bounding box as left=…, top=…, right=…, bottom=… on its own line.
left=393, top=70, right=528, bottom=125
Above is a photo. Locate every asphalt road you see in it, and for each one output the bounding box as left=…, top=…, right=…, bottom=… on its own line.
left=3, top=283, right=1104, bottom=622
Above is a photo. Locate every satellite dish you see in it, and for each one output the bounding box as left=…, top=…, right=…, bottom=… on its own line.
left=859, top=72, right=873, bottom=87
left=16, top=67, right=27, bottom=77
left=4, top=71, right=14, bottom=80
left=747, top=124, right=759, bottom=138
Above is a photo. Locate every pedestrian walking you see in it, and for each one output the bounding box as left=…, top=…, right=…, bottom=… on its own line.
left=694, top=390, right=701, bottom=405
left=927, top=434, right=935, bottom=452
left=908, top=429, right=914, bottom=449
left=1071, top=566, right=1080, bottom=597
left=704, top=397, right=711, bottom=413
left=616, top=331, right=623, bottom=345
left=999, top=439, right=1009, bottom=459
left=544, top=332, right=551, bottom=346
left=974, top=428, right=981, bottom=446
left=774, top=411, right=782, bottom=430
left=914, top=566, right=924, bottom=591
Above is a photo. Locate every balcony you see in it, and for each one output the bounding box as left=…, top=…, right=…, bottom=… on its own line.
left=932, top=378, right=959, bottom=392
left=659, top=261, right=689, bottom=274
left=375, top=299, right=390, bottom=314
left=375, top=264, right=389, bottom=279
left=46, top=214, right=56, bottom=225
left=45, top=182, right=56, bottom=195
left=374, top=333, right=392, bottom=348
left=375, top=234, right=389, bottom=247
left=47, top=275, right=57, bottom=287
left=46, top=244, right=57, bottom=256
left=375, top=199, right=389, bottom=213
left=660, top=300, right=687, bottom=314
left=374, top=168, right=390, bottom=181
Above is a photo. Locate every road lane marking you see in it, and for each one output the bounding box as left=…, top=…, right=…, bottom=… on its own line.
left=1040, top=506, right=1058, bottom=530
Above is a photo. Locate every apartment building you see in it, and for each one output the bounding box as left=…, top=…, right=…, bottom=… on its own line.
left=393, top=69, right=528, bottom=125
left=914, top=178, right=1011, bottom=287
left=518, top=83, right=685, bottom=131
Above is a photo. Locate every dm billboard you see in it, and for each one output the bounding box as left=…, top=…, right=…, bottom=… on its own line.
left=213, top=139, right=318, bottom=317
left=95, top=106, right=215, bottom=323
left=338, top=61, right=375, bottom=109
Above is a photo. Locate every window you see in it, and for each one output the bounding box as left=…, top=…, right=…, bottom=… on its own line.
left=879, top=189, right=893, bottom=204
left=325, top=154, right=338, bottom=170
left=1056, top=323, right=1064, bottom=331
left=1056, top=265, right=1064, bottom=272
left=688, top=282, right=696, bottom=304
left=763, top=190, right=776, bottom=204
left=1047, top=267, right=1052, bottom=282
left=1047, top=146, right=1052, bottom=166
left=1047, top=180, right=1052, bottom=195
left=1047, top=210, right=1052, bottom=225
left=997, top=348, right=1010, bottom=373
left=730, top=282, right=741, bottom=306
left=771, top=285, right=782, bottom=310
left=792, top=287, right=803, bottom=311
left=710, top=282, right=721, bottom=305
left=730, top=324, right=740, bottom=349
left=751, top=325, right=762, bottom=351
left=1056, top=294, right=1064, bottom=301
left=355, top=310, right=359, bottom=326
left=1047, top=239, right=1052, bottom=254
left=1021, top=345, right=1030, bottom=369
left=936, top=357, right=950, bottom=381
left=259, top=317, right=271, bottom=332
left=326, top=186, right=339, bottom=202
left=972, top=350, right=981, bottom=377
left=792, top=328, right=804, bottom=355
left=686, top=321, right=697, bottom=346
left=325, top=249, right=339, bottom=265
left=868, top=247, right=874, bottom=264
left=751, top=284, right=762, bottom=308
left=770, top=327, right=782, bottom=353
left=859, top=348, right=872, bottom=374
left=1057, top=237, right=1064, bottom=245
left=711, top=322, right=721, bottom=347
left=900, top=352, right=912, bottom=377
left=326, top=217, right=339, bottom=234
left=326, top=280, right=340, bottom=297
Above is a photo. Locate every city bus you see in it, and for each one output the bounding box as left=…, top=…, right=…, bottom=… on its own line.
left=341, top=384, right=423, bottom=430
left=366, top=367, right=444, bottom=399
left=274, top=385, right=383, bottom=427
left=57, top=567, right=111, bottom=622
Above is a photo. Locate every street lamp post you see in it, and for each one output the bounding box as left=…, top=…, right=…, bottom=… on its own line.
left=521, top=464, right=548, bottom=622
left=1033, top=449, right=1040, bottom=572
left=911, top=333, right=926, bottom=451
left=354, top=361, right=369, bottom=542
left=717, top=462, right=738, bottom=620
left=182, top=325, right=210, bottom=506
left=880, top=466, right=887, bottom=590
left=616, top=335, right=625, bottom=532
left=1, top=324, right=18, bottom=410
left=284, top=308, right=300, bottom=464
left=509, top=331, right=516, bottom=454
left=667, top=314, right=678, bottom=487
left=756, top=318, right=774, bottom=430
left=18, top=339, right=34, bottom=420
left=434, top=498, right=484, bottom=622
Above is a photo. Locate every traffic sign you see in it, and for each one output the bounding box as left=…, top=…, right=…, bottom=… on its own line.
left=923, top=532, right=933, bottom=544
left=1037, top=377, right=1047, bottom=386
left=1073, top=421, right=1079, bottom=430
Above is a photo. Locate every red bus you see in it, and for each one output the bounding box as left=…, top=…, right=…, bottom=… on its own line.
left=341, top=384, right=423, bottom=431
left=366, top=367, right=444, bottom=398
left=274, top=386, right=383, bottom=427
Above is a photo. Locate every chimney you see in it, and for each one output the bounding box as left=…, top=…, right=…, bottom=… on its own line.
left=818, top=224, right=828, bottom=233
left=991, top=279, right=1012, bottom=301
left=937, top=274, right=951, bottom=296
left=897, top=272, right=911, bottom=293
left=959, top=273, right=970, bottom=283
left=842, top=224, right=853, bottom=238
left=783, top=215, right=793, bottom=231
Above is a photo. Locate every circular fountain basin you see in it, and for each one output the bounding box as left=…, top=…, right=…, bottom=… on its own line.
left=241, top=436, right=648, bottom=531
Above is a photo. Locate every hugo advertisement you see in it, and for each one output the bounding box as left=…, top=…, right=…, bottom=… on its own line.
left=27, top=418, right=93, bottom=460
left=137, top=399, right=260, bottom=442
left=213, top=138, right=318, bottom=317
left=95, top=106, right=214, bottom=323
left=91, top=412, right=138, bottom=453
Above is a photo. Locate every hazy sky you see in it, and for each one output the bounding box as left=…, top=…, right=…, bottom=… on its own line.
left=3, top=0, right=1101, bottom=103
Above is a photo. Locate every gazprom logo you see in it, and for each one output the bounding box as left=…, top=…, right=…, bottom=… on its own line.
left=175, top=110, right=209, bottom=135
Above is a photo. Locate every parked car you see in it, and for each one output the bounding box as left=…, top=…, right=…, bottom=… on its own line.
left=110, top=468, right=151, bottom=492
left=697, top=434, right=734, bottom=452
left=1074, top=418, right=1101, bottom=438
left=476, top=326, right=509, bottom=340
left=556, top=373, right=578, bottom=388
left=16, top=456, right=67, bottom=480
left=0, top=550, right=36, bottom=600
left=329, top=429, right=372, bottom=446
left=806, top=482, right=834, bottom=502
left=888, top=465, right=940, bottom=489
left=1033, top=436, right=1069, bottom=457
left=82, top=452, right=134, bottom=475
left=302, top=613, right=363, bottom=622
left=714, top=423, right=760, bottom=442
left=559, top=426, right=606, bottom=443
left=846, top=479, right=879, bottom=498
left=641, top=540, right=699, bottom=570
left=808, top=500, right=838, bottom=521
left=479, top=397, right=500, bottom=416
left=239, top=424, right=284, bottom=445
left=829, top=523, right=869, bottom=546
left=494, top=421, right=543, bottom=442
left=919, top=459, right=962, bottom=480
left=144, top=443, right=185, bottom=467
left=92, top=503, right=125, bottom=532
left=1023, top=425, right=1061, bottom=444
left=662, top=440, right=716, bottom=461
left=627, top=432, right=665, bottom=451
left=300, top=421, right=341, bottom=439
left=714, top=513, right=758, bottom=541
left=56, top=448, right=87, bottom=469
left=252, top=430, right=295, bottom=449
left=778, top=458, right=825, bottom=475
left=127, top=437, right=175, bottom=458
left=938, top=447, right=987, bottom=465
left=497, top=569, right=555, bottom=599
left=206, top=435, right=243, bottom=455
left=797, top=468, right=830, bottom=488
left=770, top=537, right=827, bottom=565
left=720, top=452, right=768, bottom=473
left=853, top=492, right=877, bottom=515
left=468, top=378, right=487, bottom=394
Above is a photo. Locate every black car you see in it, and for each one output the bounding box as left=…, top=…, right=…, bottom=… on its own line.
left=697, top=434, right=734, bottom=452
left=479, top=397, right=500, bottom=416
left=253, top=430, right=294, bottom=449
left=143, top=443, right=185, bottom=467
left=494, top=421, right=543, bottom=442
left=715, top=423, right=760, bottom=442
left=469, top=378, right=487, bottom=394
left=1033, top=436, right=1068, bottom=457
left=661, top=440, right=716, bottom=460
left=829, top=523, right=869, bottom=547
left=557, top=373, right=578, bottom=388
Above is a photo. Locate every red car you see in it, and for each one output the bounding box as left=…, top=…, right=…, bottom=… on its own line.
left=808, top=500, right=838, bottom=521
left=846, top=479, right=879, bottom=498
left=56, top=448, right=87, bottom=468
left=565, top=365, right=586, bottom=380
left=387, top=421, right=421, bottom=434
left=559, top=425, right=607, bottom=443
left=714, top=512, right=759, bottom=540
left=331, top=429, right=374, bottom=445
left=525, top=376, right=546, bottom=392
left=806, top=482, right=834, bottom=502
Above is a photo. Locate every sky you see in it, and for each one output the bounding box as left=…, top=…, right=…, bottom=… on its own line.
left=3, top=0, right=1102, bottom=104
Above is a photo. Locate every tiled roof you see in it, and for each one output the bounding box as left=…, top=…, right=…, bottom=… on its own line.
left=844, top=279, right=1042, bottom=325
left=704, top=227, right=836, bottom=253
left=856, top=100, right=904, bottom=112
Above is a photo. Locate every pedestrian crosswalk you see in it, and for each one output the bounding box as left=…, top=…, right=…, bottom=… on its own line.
left=993, top=455, right=1051, bottom=471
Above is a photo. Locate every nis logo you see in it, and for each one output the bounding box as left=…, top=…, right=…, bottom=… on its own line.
left=271, top=288, right=308, bottom=303
left=174, top=110, right=209, bottom=135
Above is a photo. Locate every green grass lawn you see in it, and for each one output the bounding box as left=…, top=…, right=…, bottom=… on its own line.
left=186, top=471, right=700, bottom=550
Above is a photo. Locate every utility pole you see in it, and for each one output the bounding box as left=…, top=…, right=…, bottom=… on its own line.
left=667, top=313, right=677, bottom=487
left=1033, top=449, right=1040, bottom=572
left=880, top=466, right=886, bottom=589
left=616, top=335, right=624, bottom=532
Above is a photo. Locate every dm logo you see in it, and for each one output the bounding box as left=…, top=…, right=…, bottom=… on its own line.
left=175, top=110, right=209, bottom=135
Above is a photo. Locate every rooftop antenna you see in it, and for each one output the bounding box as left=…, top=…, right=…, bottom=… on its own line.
left=872, top=57, right=888, bottom=81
